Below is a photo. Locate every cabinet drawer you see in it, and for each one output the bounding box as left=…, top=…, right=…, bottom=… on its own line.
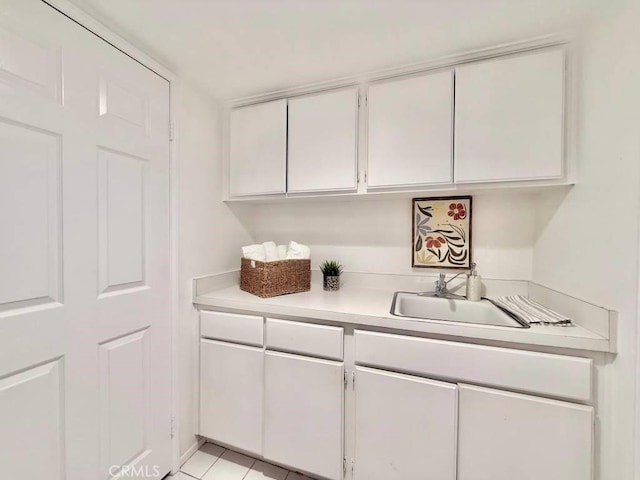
left=266, top=318, right=343, bottom=360
left=200, top=310, right=263, bottom=346
left=355, top=330, right=592, bottom=402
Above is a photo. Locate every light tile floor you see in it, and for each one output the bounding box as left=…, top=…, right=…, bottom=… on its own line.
left=171, top=443, right=314, bottom=480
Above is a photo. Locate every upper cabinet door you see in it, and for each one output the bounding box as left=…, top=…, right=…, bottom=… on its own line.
left=367, top=70, right=454, bottom=188
left=454, top=49, right=565, bottom=183
left=229, top=99, right=287, bottom=196
left=287, top=88, right=358, bottom=193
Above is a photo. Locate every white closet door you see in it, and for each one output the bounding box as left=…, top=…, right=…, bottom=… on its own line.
left=287, top=88, right=358, bottom=193
left=264, top=351, right=344, bottom=480
left=354, top=366, right=458, bottom=480
left=230, top=99, right=287, bottom=196
left=367, top=70, right=453, bottom=188
left=200, top=340, right=264, bottom=456
left=0, top=1, right=172, bottom=479
left=457, top=384, right=593, bottom=480
left=455, top=49, right=565, bottom=183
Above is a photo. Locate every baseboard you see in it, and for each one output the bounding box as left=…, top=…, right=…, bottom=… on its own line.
left=179, top=437, right=206, bottom=468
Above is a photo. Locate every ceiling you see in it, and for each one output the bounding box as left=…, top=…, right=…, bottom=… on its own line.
left=66, top=0, right=621, bottom=101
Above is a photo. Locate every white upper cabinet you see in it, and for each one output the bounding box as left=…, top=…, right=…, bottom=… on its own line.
left=367, top=70, right=454, bottom=188
left=227, top=44, right=569, bottom=199
left=454, top=48, right=565, bottom=183
left=287, top=88, right=358, bottom=193
left=229, top=99, right=287, bottom=196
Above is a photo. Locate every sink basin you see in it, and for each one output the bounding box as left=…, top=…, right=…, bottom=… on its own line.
left=390, top=292, right=529, bottom=329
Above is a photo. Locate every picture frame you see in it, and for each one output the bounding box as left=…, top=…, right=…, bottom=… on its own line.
left=412, top=196, right=473, bottom=269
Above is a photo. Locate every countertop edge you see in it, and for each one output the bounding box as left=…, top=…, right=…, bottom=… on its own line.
left=193, top=293, right=615, bottom=354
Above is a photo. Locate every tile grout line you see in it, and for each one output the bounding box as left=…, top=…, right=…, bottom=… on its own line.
left=195, top=447, right=227, bottom=479
left=188, top=443, right=303, bottom=480
left=178, top=472, right=199, bottom=480
left=240, top=458, right=258, bottom=480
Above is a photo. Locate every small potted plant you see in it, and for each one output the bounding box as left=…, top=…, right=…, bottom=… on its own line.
left=320, top=260, right=343, bottom=291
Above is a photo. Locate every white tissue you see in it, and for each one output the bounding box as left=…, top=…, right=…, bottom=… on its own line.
left=263, top=241, right=279, bottom=262
left=285, top=241, right=311, bottom=260
left=277, top=245, right=287, bottom=260
left=242, top=244, right=266, bottom=262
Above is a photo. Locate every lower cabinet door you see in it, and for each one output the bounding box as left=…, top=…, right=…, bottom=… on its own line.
left=264, top=351, right=344, bottom=480
left=199, top=339, right=263, bottom=455
left=354, top=366, right=458, bottom=480
left=457, top=384, right=594, bottom=480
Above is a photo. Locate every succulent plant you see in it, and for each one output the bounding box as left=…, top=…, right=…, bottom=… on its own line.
left=320, top=260, right=343, bottom=277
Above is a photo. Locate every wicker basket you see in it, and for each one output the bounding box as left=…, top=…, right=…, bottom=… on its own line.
left=240, top=257, right=311, bottom=298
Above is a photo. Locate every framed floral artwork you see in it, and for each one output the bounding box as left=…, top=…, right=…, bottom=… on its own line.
left=412, top=196, right=472, bottom=269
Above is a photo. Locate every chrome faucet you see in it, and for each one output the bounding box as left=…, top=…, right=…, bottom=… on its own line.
left=433, top=263, right=476, bottom=298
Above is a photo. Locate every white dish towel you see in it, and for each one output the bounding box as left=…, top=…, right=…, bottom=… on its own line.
left=492, top=295, right=572, bottom=326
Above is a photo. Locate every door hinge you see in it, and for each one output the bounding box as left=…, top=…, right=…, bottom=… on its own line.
left=351, top=458, right=355, bottom=475
left=343, top=457, right=347, bottom=475
left=352, top=371, right=356, bottom=390
left=344, top=370, right=348, bottom=388
left=170, top=415, right=176, bottom=438
left=169, top=120, right=175, bottom=141
left=357, top=94, right=360, bottom=108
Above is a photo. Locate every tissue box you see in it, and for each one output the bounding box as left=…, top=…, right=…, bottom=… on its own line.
left=240, top=258, right=311, bottom=298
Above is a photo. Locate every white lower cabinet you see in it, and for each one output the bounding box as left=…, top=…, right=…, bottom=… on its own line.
left=199, top=339, right=264, bottom=456
left=264, top=351, right=344, bottom=480
left=354, top=366, right=458, bottom=480
left=457, top=384, right=594, bottom=480
left=199, top=315, right=596, bottom=480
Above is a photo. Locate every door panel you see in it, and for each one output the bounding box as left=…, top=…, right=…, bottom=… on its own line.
left=264, top=351, right=344, bottom=480
left=97, top=147, right=147, bottom=294
left=354, top=366, right=458, bottom=480
left=0, top=25, right=62, bottom=102
left=0, top=118, right=61, bottom=309
left=0, top=1, right=172, bottom=479
left=454, top=49, right=564, bottom=183
left=200, top=339, right=264, bottom=455
left=457, top=384, right=593, bottom=480
left=99, top=71, right=150, bottom=134
left=99, top=329, right=152, bottom=477
left=0, top=360, right=64, bottom=480
left=367, top=70, right=453, bottom=188
left=287, top=88, right=358, bottom=193
left=229, top=99, right=287, bottom=196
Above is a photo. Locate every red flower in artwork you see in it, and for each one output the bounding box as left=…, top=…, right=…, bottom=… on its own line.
left=448, top=202, right=466, bottom=220
left=426, top=236, right=446, bottom=249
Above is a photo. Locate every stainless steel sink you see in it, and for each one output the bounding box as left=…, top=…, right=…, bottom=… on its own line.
left=390, top=291, right=529, bottom=328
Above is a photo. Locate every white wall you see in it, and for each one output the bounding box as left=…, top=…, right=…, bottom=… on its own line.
left=175, top=82, right=254, bottom=459
left=532, top=4, right=640, bottom=479
left=248, top=193, right=537, bottom=280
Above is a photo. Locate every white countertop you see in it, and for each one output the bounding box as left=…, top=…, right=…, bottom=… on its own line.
left=193, top=272, right=616, bottom=353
